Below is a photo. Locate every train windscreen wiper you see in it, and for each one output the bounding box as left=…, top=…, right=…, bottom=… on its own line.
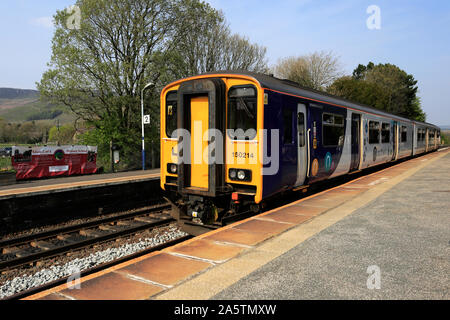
left=238, top=97, right=255, bottom=120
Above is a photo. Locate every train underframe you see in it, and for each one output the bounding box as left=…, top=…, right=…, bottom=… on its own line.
left=164, top=189, right=260, bottom=236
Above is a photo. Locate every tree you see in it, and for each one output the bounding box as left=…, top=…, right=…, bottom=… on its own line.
left=165, top=0, right=268, bottom=79
left=274, top=51, right=343, bottom=91
left=38, top=0, right=269, bottom=170
left=38, top=0, right=179, bottom=169
left=48, top=124, right=76, bottom=144
left=328, top=62, right=426, bottom=122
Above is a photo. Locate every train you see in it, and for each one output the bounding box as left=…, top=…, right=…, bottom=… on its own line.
left=159, top=71, right=441, bottom=235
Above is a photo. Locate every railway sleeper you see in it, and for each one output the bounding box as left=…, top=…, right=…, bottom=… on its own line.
left=79, top=229, right=108, bottom=238
left=30, top=241, right=59, bottom=251
left=134, top=216, right=158, bottom=224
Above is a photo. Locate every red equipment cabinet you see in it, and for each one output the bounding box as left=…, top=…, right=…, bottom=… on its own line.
left=11, top=145, right=98, bottom=180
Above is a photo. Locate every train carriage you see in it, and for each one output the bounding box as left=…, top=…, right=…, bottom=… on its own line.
left=159, top=71, right=440, bottom=235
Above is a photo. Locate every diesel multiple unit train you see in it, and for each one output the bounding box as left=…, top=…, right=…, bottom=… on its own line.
left=159, top=71, right=440, bottom=235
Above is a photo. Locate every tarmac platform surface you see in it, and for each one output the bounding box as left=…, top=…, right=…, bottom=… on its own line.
left=26, top=149, right=449, bottom=300
left=212, top=151, right=450, bottom=299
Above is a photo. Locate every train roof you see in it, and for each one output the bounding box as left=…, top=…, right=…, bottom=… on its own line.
left=201, top=70, right=440, bottom=130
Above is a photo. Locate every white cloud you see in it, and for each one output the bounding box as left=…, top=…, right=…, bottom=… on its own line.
left=30, top=16, right=53, bottom=28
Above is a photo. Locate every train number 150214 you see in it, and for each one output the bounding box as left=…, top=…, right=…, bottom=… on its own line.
left=232, top=152, right=254, bottom=159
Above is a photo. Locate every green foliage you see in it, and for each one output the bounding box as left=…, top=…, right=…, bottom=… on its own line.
left=328, top=62, right=427, bottom=122
left=0, top=157, right=13, bottom=172
left=26, top=109, right=63, bottom=121
left=38, top=0, right=268, bottom=170
left=441, top=131, right=450, bottom=145
left=48, top=124, right=76, bottom=144
left=0, top=118, right=52, bottom=144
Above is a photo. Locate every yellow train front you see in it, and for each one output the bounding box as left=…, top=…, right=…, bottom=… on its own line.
left=160, top=72, right=264, bottom=235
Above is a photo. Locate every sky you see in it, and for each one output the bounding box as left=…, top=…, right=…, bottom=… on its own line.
left=0, top=0, right=449, bottom=125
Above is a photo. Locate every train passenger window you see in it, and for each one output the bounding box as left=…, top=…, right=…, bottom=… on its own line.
left=227, top=85, right=257, bottom=140
left=166, top=91, right=178, bottom=138
left=420, top=129, right=425, bottom=142
left=298, top=112, right=305, bottom=147
left=401, top=126, right=408, bottom=142
left=283, top=108, right=294, bottom=144
left=322, top=113, right=345, bottom=147
left=381, top=123, right=390, bottom=143
left=369, top=121, right=380, bottom=144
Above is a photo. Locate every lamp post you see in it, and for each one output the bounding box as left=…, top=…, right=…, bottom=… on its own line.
left=141, top=82, right=153, bottom=170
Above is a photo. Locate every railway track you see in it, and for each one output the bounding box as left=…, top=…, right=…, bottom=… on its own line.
left=0, top=203, right=173, bottom=272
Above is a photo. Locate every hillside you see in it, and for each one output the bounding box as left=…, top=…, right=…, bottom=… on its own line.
left=0, top=88, right=74, bottom=124
left=0, top=88, right=39, bottom=100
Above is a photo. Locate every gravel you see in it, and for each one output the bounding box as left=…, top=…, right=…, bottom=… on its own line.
left=0, top=225, right=187, bottom=299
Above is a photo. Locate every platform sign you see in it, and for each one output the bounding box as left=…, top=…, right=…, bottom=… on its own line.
left=143, top=115, right=151, bottom=125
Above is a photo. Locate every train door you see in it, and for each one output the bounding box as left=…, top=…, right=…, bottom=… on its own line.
left=176, top=78, right=226, bottom=197
left=393, top=121, right=398, bottom=160
left=295, top=103, right=307, bottom=186
left=350, top=113, right=361, bottom=172
left=189, top=95, right=209, bottom=189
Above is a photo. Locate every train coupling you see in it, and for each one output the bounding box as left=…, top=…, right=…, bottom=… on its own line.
left=186, top=196, right=219, bottom=225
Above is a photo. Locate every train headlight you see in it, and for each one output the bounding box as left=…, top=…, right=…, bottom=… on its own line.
left=167, top=163, right=177, bottom=174
left=229, top=169, right=251, bottom=182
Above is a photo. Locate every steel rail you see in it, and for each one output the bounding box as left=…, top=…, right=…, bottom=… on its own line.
left=0, top=205, right=173, bottom=271
left=0, top=203, right=170, bottom=249
left=4, top=235, right=192, bottom=301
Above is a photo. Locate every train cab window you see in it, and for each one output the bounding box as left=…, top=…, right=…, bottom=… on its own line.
left=166, top=91, right=178, bottom=138
left=322, top=113, right=345, bottom=147
left=369, top=121, right=380, bottom=144
left=283, top=108, right=294, bottom=144
left=227, top=86, right=257, bottom=140
left=401, top=126, right=408, bottom=142
left=381, top=123, right=390, bottom=143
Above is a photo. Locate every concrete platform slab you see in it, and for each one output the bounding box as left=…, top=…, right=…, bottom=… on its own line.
left=116, top=252, right=212, bottom=286
left=168, top=239, right=245, bottom=263
left=205, top=228, right=270, bottom=246
left=263, top=211, right=313, bottom=224
left=233, top=219, right=293, bottom=236
left=37, top=293, right=70, bottom=300
left=285, top=205, right=328, bottom=216
left=59, top=271, right=162, bottom=300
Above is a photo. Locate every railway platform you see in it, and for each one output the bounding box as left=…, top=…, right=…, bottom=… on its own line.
left=0, top=169, right=161, bottom=229
left=25, top=148, right=450, bottom=300
left=0, top=169, right=160, bottom=201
